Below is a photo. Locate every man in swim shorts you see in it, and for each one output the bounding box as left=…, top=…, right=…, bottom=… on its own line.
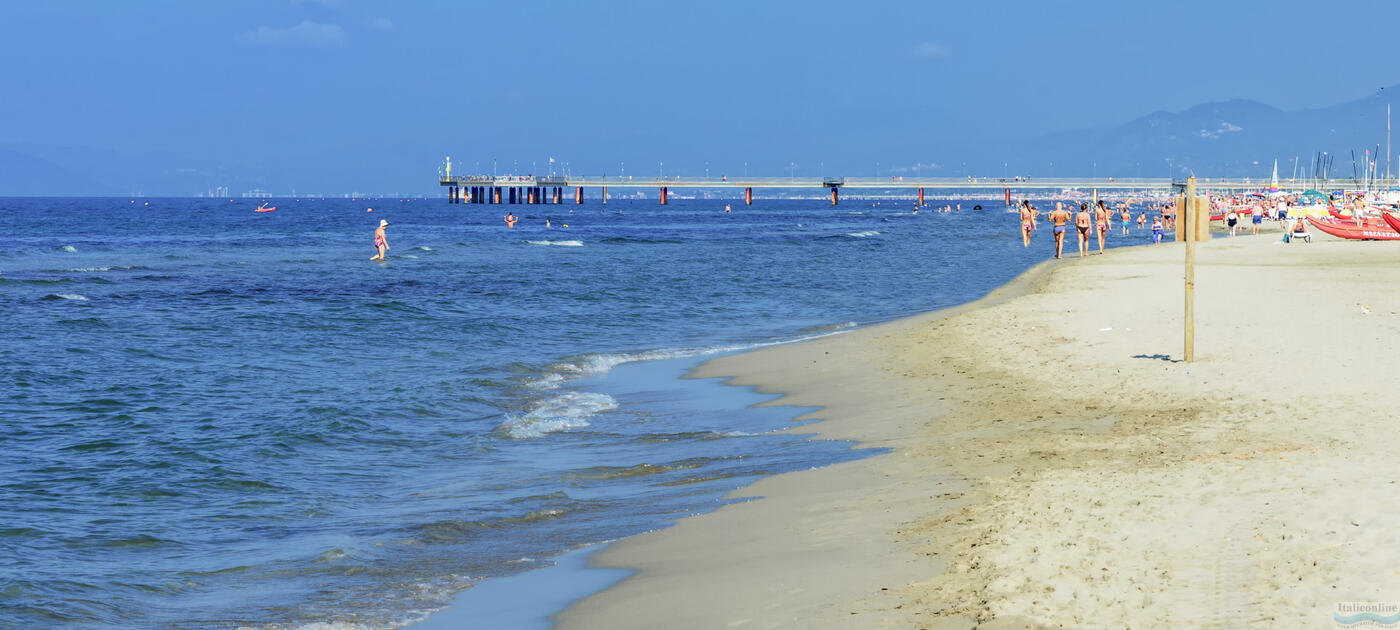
left=504, top=212, right=517, bottom=228
left=1251, top=203, right=1263, bottom=235
left=1075, top=203, right=1093, bottom=257
left=1047, top=202, right=1071, bottom=259
left=370, top=219, right=388, bottom=261
left=1120, top=204, right=1132, bottom=236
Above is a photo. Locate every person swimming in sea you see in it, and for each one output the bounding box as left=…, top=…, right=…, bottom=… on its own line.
left=504, top=212, right=517, bottom=228
left=370, top=219, right=389, bottom=260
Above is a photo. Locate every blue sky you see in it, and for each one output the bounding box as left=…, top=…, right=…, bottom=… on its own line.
left=3, top=0, right=1398, bottom=193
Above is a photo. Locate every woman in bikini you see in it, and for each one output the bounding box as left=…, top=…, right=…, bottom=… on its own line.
left=1075, top=203, right=1093, bottom=257
left=1019, top=200, right=1034, bottom=247
left=1095, top=200, right=1109, bottom=253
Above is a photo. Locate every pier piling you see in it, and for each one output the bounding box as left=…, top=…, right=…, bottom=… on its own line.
left=745, top=187, right=752, bottom=205
left=575, top=187, right=583, bottom=204
left=918, top=188, right=924, bottom=205
left=660, top=187, right=668, bottom=205
left=830, top=187, right=839, bottom=205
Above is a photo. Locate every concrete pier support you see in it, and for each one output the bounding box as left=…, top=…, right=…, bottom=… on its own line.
left=529, top=188, right=537, bottom=204
left=830, top=187, right=839, bottom=205
left=448, top=186, right=456, bottom=203
left=575, top=187, right=583, bottom=204
left=494, top=187, right=502, bottom=204
left=510, top=188, right=518, bottom=204
left=660, top=187, right=668, bottom=205
left=745, top=187, right=752, bottom=205
left=553, top=187, right=562, bottom=204
left=918, top=188, right=924, bottom=205
left=601, top=186, right=607, bottom=205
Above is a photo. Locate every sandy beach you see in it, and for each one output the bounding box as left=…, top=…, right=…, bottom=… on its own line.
left=556, top=230, right=1400, bottom=629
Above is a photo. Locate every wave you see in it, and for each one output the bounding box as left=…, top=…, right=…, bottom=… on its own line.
left=845, top=231, right=881, bottom=238
left=42, top=293, right=89, bottom=301
left=414, top=246, right=434, bottom=251
left=50, top=265, right=144, bottom=273
left=59, top=245, right=78, bottom=252
left=497, top=392, right=618, bottom=439
left=599, top=237, right=685, bottom=245
left=526, top=240, right=583, bottom=247
left=528, top=326, right=862, bottom=390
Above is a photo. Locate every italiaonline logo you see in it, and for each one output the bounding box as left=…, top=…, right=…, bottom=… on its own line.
left=1335, top=602, right=1400, bottom=627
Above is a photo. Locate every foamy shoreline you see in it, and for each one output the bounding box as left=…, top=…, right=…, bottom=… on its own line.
left=555, top=230, right=1400, bottom=628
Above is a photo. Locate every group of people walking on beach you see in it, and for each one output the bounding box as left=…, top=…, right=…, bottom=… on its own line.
left=1019, top=199, right=1164, bottom=259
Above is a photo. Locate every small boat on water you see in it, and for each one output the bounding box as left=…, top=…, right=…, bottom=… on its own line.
left=1306, top=216, right=1400, bottom=240
left=255, top=203, right=277, bottom=213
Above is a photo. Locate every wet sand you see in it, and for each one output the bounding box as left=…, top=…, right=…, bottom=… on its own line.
left=556, top=230, right=1400, bottom=629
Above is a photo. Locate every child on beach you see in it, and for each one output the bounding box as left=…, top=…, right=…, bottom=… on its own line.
left=1151, top=217, right=1164, bottom=244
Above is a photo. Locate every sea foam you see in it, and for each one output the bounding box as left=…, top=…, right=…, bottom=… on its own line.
left=499, top=392, right=618, bottom=439
left=526, top=240, right=583, bottom=247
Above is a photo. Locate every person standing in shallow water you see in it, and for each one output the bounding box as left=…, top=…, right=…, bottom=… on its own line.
left=1074, top=203, right=1093, bottom=257
left=370, top=219, right=389, bottom=261
left=1094, top=200, right=1109, bottom=254
left=1047, top=202, right=1071, bottom=259
left=504, top=212, right=517, bottom=228
left=1019, top=200, right=1034, bottom=247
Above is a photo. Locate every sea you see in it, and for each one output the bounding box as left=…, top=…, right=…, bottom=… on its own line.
left=1, top=194, right=1160, bottom=628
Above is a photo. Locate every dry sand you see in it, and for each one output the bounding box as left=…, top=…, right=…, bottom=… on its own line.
left=556, top=231, right=1400, bottom=629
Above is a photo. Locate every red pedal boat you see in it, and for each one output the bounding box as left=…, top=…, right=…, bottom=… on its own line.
left=1381, top=212, right=1400, bottom=235
left=1306, top=216, right=1400, bottom=240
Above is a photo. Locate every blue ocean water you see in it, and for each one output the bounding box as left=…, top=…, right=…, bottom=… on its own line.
left=1, top=195, right=1157, bottom=628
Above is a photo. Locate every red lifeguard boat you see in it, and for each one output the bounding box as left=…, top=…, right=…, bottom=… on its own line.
left=1306, top=216, right=1400, bottom=240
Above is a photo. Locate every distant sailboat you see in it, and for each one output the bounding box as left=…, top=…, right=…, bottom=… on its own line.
left=1269, top=159, right=1280, bottom=195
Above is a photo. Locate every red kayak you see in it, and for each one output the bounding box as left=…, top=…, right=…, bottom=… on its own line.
left=1306, top=216, right=1400, bottom=240
left=254, top=206, right=277, bottom=213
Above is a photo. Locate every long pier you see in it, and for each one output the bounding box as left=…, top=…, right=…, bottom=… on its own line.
left=437, top=174, right=1327, bottom=206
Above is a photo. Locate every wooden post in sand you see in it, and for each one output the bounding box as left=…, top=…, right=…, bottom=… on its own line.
left=1183, top=176, right=1196, bottom=362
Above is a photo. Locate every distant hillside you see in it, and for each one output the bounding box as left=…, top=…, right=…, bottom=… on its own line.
left=0, top=147, right=108, bottom=196
left=1001, top=85, right=1400, bottom=180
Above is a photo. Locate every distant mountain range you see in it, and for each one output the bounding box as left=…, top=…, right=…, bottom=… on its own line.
left=5, top=86, right=1399, bottom=196
left=1007, top=84, right=1400, bottom=181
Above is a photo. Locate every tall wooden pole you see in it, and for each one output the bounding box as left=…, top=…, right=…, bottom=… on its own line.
left=1183, top=176, right=1196, bottom=363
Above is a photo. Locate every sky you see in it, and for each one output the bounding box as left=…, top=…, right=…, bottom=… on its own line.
left=3, top=0, right=1399, bottom=194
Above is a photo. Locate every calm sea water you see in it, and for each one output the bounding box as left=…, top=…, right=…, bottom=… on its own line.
left=1, top=195, right=1157, bottom=628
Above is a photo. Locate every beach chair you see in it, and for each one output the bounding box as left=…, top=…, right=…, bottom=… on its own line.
left=1283, top=219, right=1311, bottom=243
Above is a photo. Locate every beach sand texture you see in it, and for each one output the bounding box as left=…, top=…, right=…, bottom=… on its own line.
left=557, top=233, right=1400, bottom=629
